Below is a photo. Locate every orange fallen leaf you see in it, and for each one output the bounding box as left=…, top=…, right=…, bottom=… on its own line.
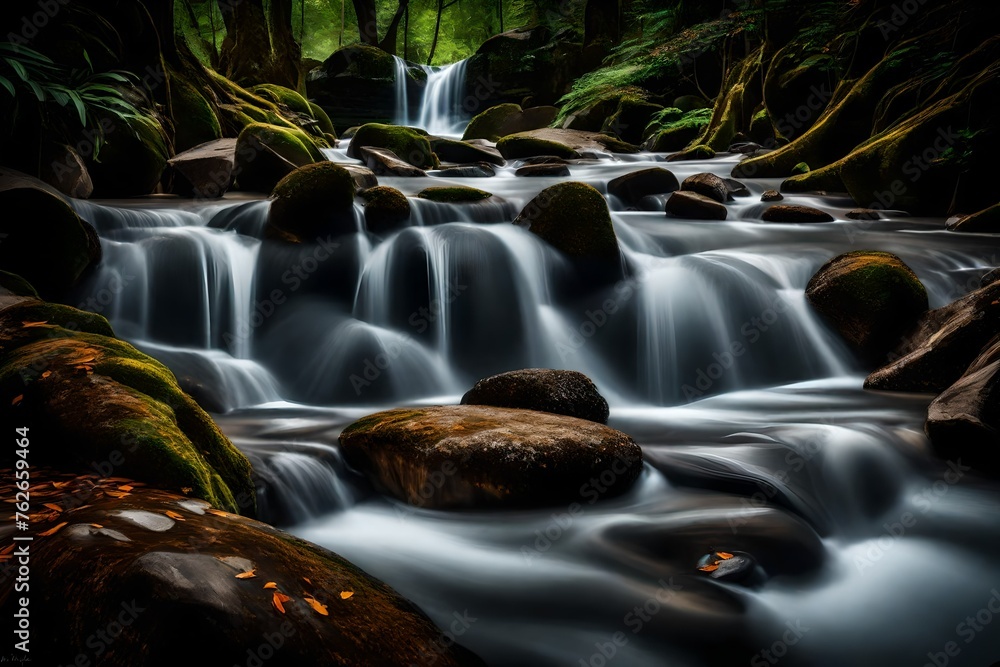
left=272, top=592, right=291, bottom=614
left=206, top=508, right=231, bottom=517
left=51, top=481, right=69, bottom=489
left=104, top=491, right=130, bottom=498
left=11, top=395, right=23, bottom=406
left=90, top=524, right=103, bottom=529
left=40, top=371, right=51, bottom=379
left=263, top=582, right=277, bottom=589
left=0, top=544, right=14, bottom=555
left=43, top=503, right=63, bottom=513
left=165, top=510, right=185, bottom=521
left=339, top=591, right=354, bottom=600
left=235, top=569, right=256, bottom=579
left=303, top=577, right=312, bottom=585
left=698, top=564, right=719, bottom=572
left=716, top=551, right=734, bottom=560
left=38, top=522, right=68, bottom=537
left=21, top=321, right=49, bottom=328
left=118, top=485, right=134, bottom=492
left=304, top=596, right=329, bottom=616
left=181, top=487, right=193, bottom=494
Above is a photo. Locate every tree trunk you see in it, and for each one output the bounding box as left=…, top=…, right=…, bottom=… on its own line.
left=352, top=0, right=379, bottom=46
left=219, top=0, right=271, bottom=84
left=378, top=0, right=410, bottom=56
left=427, top=0, right=444, bottom=65
left=269, top=0, right=302, bottom=89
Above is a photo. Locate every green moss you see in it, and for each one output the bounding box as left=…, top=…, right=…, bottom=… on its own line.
left=309, top=102, right=337, bottom=137
left=792, top=162, right=811, bottom=174
left=236, top=122, right=318, bottom=167
left=749, top=108, right=774, bottom=144
left=463, top=103, right=522, bottom=142
left=417, top=187, right=493, bottom=203
left=665, top=144, right=716, bottom=161
left=496, top=134, right=578, bottom=160
left=250, top=84, right=313, bottom=116
left=88, top=115, right=168, bottom=197
left=268, top=162, right=358, bottom=241
left=169, top=69, right=223, bottom=153
left=361, top=186, right=410, bottom=234
left=642, top=107, right=684, bottom=140
left=347, top=123, right=437, bottom=169
left=514, top=182, right=619, bottom=260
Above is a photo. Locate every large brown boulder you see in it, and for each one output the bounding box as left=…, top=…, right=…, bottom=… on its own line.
left=167, top=138, right=237, bottom=198
left=607, top=168, right=680, bottom=208
left=514, top=182, right=620, bottom=261
left=339, top=405, right=643, bottom=508
left=266, top=163, right=358, bottom=243
left=461, top=369, right=610, bottom=423
left=806, top=251, right=928, bottom=366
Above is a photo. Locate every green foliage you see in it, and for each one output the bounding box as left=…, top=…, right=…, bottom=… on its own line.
left=0, top=42, right=151, bottom=158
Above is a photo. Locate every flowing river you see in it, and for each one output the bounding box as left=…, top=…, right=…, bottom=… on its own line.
left=66, top=79, right=1000, bottom=665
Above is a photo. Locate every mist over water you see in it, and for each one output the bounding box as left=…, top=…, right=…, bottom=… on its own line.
left=69, top=84, right=1000, bottom=665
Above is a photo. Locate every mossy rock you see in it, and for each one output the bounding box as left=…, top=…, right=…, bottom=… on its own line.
left=250, top=83, right=313, bottom=116
left=361, top=186, right=410, bottom=235
left=309, top=102, right=337, bottom=137
left=87, top=116, right=168, bottom=197
left=792, top=161, right=811, bottom=175
left=0, top=187, right=100, bottom=300
left=644, top=109, right=713, bottom=152
left=665, top=144, right=716, bottom=162
left=417, top=187, right=493, bottom=203
left=267, top=163, right=358, bottom=242
left=601, top=99, right=664, bottom=145
left=0, top=304, right=255, bottom=514
left=168, top=69, right=222, bottom=153
left=461, top=368, right=609, bottom=424
left=514, top=182, right=619, bottom=260
left=463, top=103, right=523, bottom=142
left=347, top=124, right=437, bottom=170
left=947, top=203, right=1000, bottom=233
left=1, top=479, right=485, bottom=666
left=673, top=95, right=711, bottom=112
left=496, top=135, right=578, bottom=160
left=749, top=108, right=775, bottom=144
left=806, top=251, right=928, bottom=365
left=0, top=270, right=38, bottom=298
left=234, top=122, right=318, bottom=193
left=339, top=405, right=642, bottom=508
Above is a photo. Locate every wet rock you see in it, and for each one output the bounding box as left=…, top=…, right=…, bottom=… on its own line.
left=430, top=137, right=505, bottom=166
left=730, top=142, right=763, bottom=154
left=340, top=164, right=379, bottom=192
left=359, top=146, right=428, bottom=177
left=348, top=123, right=437, bottom=170
left=266, top=163, right=358, bottom=242
left=724, top=178, right=750, bottom=198
left=87, top=116, right=168, bottom=197
left=696, top=550, right=762, bottom=585
left=418, top=187, right=493, bottom=203
left=607, top=168, right=680, bottom=207
left=0, top=182, right=101, bottom=300
left=462, top=103, right=523, bottom=141
left=981, top=268, right=1000, bottom=287
left=515, top=164, right=571, bottom=177
left=40, top=143, right=93, bottom=199
left=514, top=182, right=620, bottom=260
left=925, top=340, right=1000, bottom=474
left=681, top=173, right=730, bottom=203
left=306, top=45, right=397, bottom=129
left=760, top=190, right=783, bottom=202
left=846, top=208, right=881, bottom=221
left=361, top=186, right=410, bottom=235
left=762, top=205, right=835, bottom=223
left=0, top=478, right=484, bottom=667
left=665, top=144, right=716, bottom=162
left=168, top=138, right=237, bottom=198
left=235, top=122, right=319, bottom=193
left=665, top=191, right=728, bottom=221
left=497, top=128, right=637, bottom=160
left=806, top=251, right=928, bottom=366
left=339, top=405, right=642, bottom=508
left=461, top=368, right=609, bottom=423
left=865, top=280, right=1000, bottom=392
left=946, top=203, right=1000, bottom=233
left=434, top=164, right=497, bottom=178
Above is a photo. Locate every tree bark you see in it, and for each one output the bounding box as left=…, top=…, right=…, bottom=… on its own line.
left=219, top=0, right=271, bottom=84
left=378, top=0, right=410, bottom=56
left=269, top=0, right=302, bottom=89
left=352, top=0, right=379, bottom=46
left=427, top=0, right=444, bottom=65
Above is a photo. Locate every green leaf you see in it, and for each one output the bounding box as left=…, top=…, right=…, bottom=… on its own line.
left=5, top=57, right=28, bottom=81
left=82, top=49, right=93, bottom=71
left=0, top=75, right=13, bottom=97
left=26, top=80, right=45, bottom=101
left=68, top=90, right=87, bottom=126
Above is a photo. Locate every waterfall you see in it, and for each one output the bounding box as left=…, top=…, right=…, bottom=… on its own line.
left=392, top=57, right=470, bottom=136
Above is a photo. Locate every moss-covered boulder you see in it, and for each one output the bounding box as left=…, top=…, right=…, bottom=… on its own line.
left=461, top=369, right=610, bottom=424
left=339, top=405, right=642, bottom=508
left=514, top=164, right=570, bottom=177
left=309, top=102, right=338, bottom=137
left=347, top=123, right=437, bottom=169
left=602, top=99, right=664, bottom=145
left=0, top=270, right=38, bottom=298
left=643, top=109, right=713, bottom=152
left=267, top=163, right=358, bottom=242
left=361, top=186, right=410, bottom=235
left=762, top=205, right=834, bottom=223
left=462, top=103, right=522, bottom=141
left=250, top=83, right=313, bottom=116
left=607, top=168, right=680, bottom=208
left=497, top=128, right=637, bottom=160
left=665, top=144, right=716, bottom=162
left=664, top=191, right=728, bottom=221
left=497, top=134, right=578, bottom=160
left=0, top=301, right=255, bottom=514
left=865, top=280, right=1000, bottom=393
left=0, top=474, right=485, bottom=666
left=806, top=251, right=928, bottom=366
left=514, top=182, right=620, bottom=260
left=87, top=116, right=169, bottom=197
left=169, top=69, right=223, bottom=153
left=234, top=122, right=319, bottom=193
left=417, top=187, right=493, bottom=203
left=429, top=137, right=504, bottom=166
left=306, top=45, right=397, bottom=129
left=0, top=185, right=101, bottom=300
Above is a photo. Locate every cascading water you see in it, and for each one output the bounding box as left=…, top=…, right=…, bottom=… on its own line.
left=69, top=151, right=1000, bottom=666
left=392, top=56, right=470, bottom=136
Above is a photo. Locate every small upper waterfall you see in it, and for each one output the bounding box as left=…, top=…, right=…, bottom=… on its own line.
left=393, top=57, right=470, bottom=136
